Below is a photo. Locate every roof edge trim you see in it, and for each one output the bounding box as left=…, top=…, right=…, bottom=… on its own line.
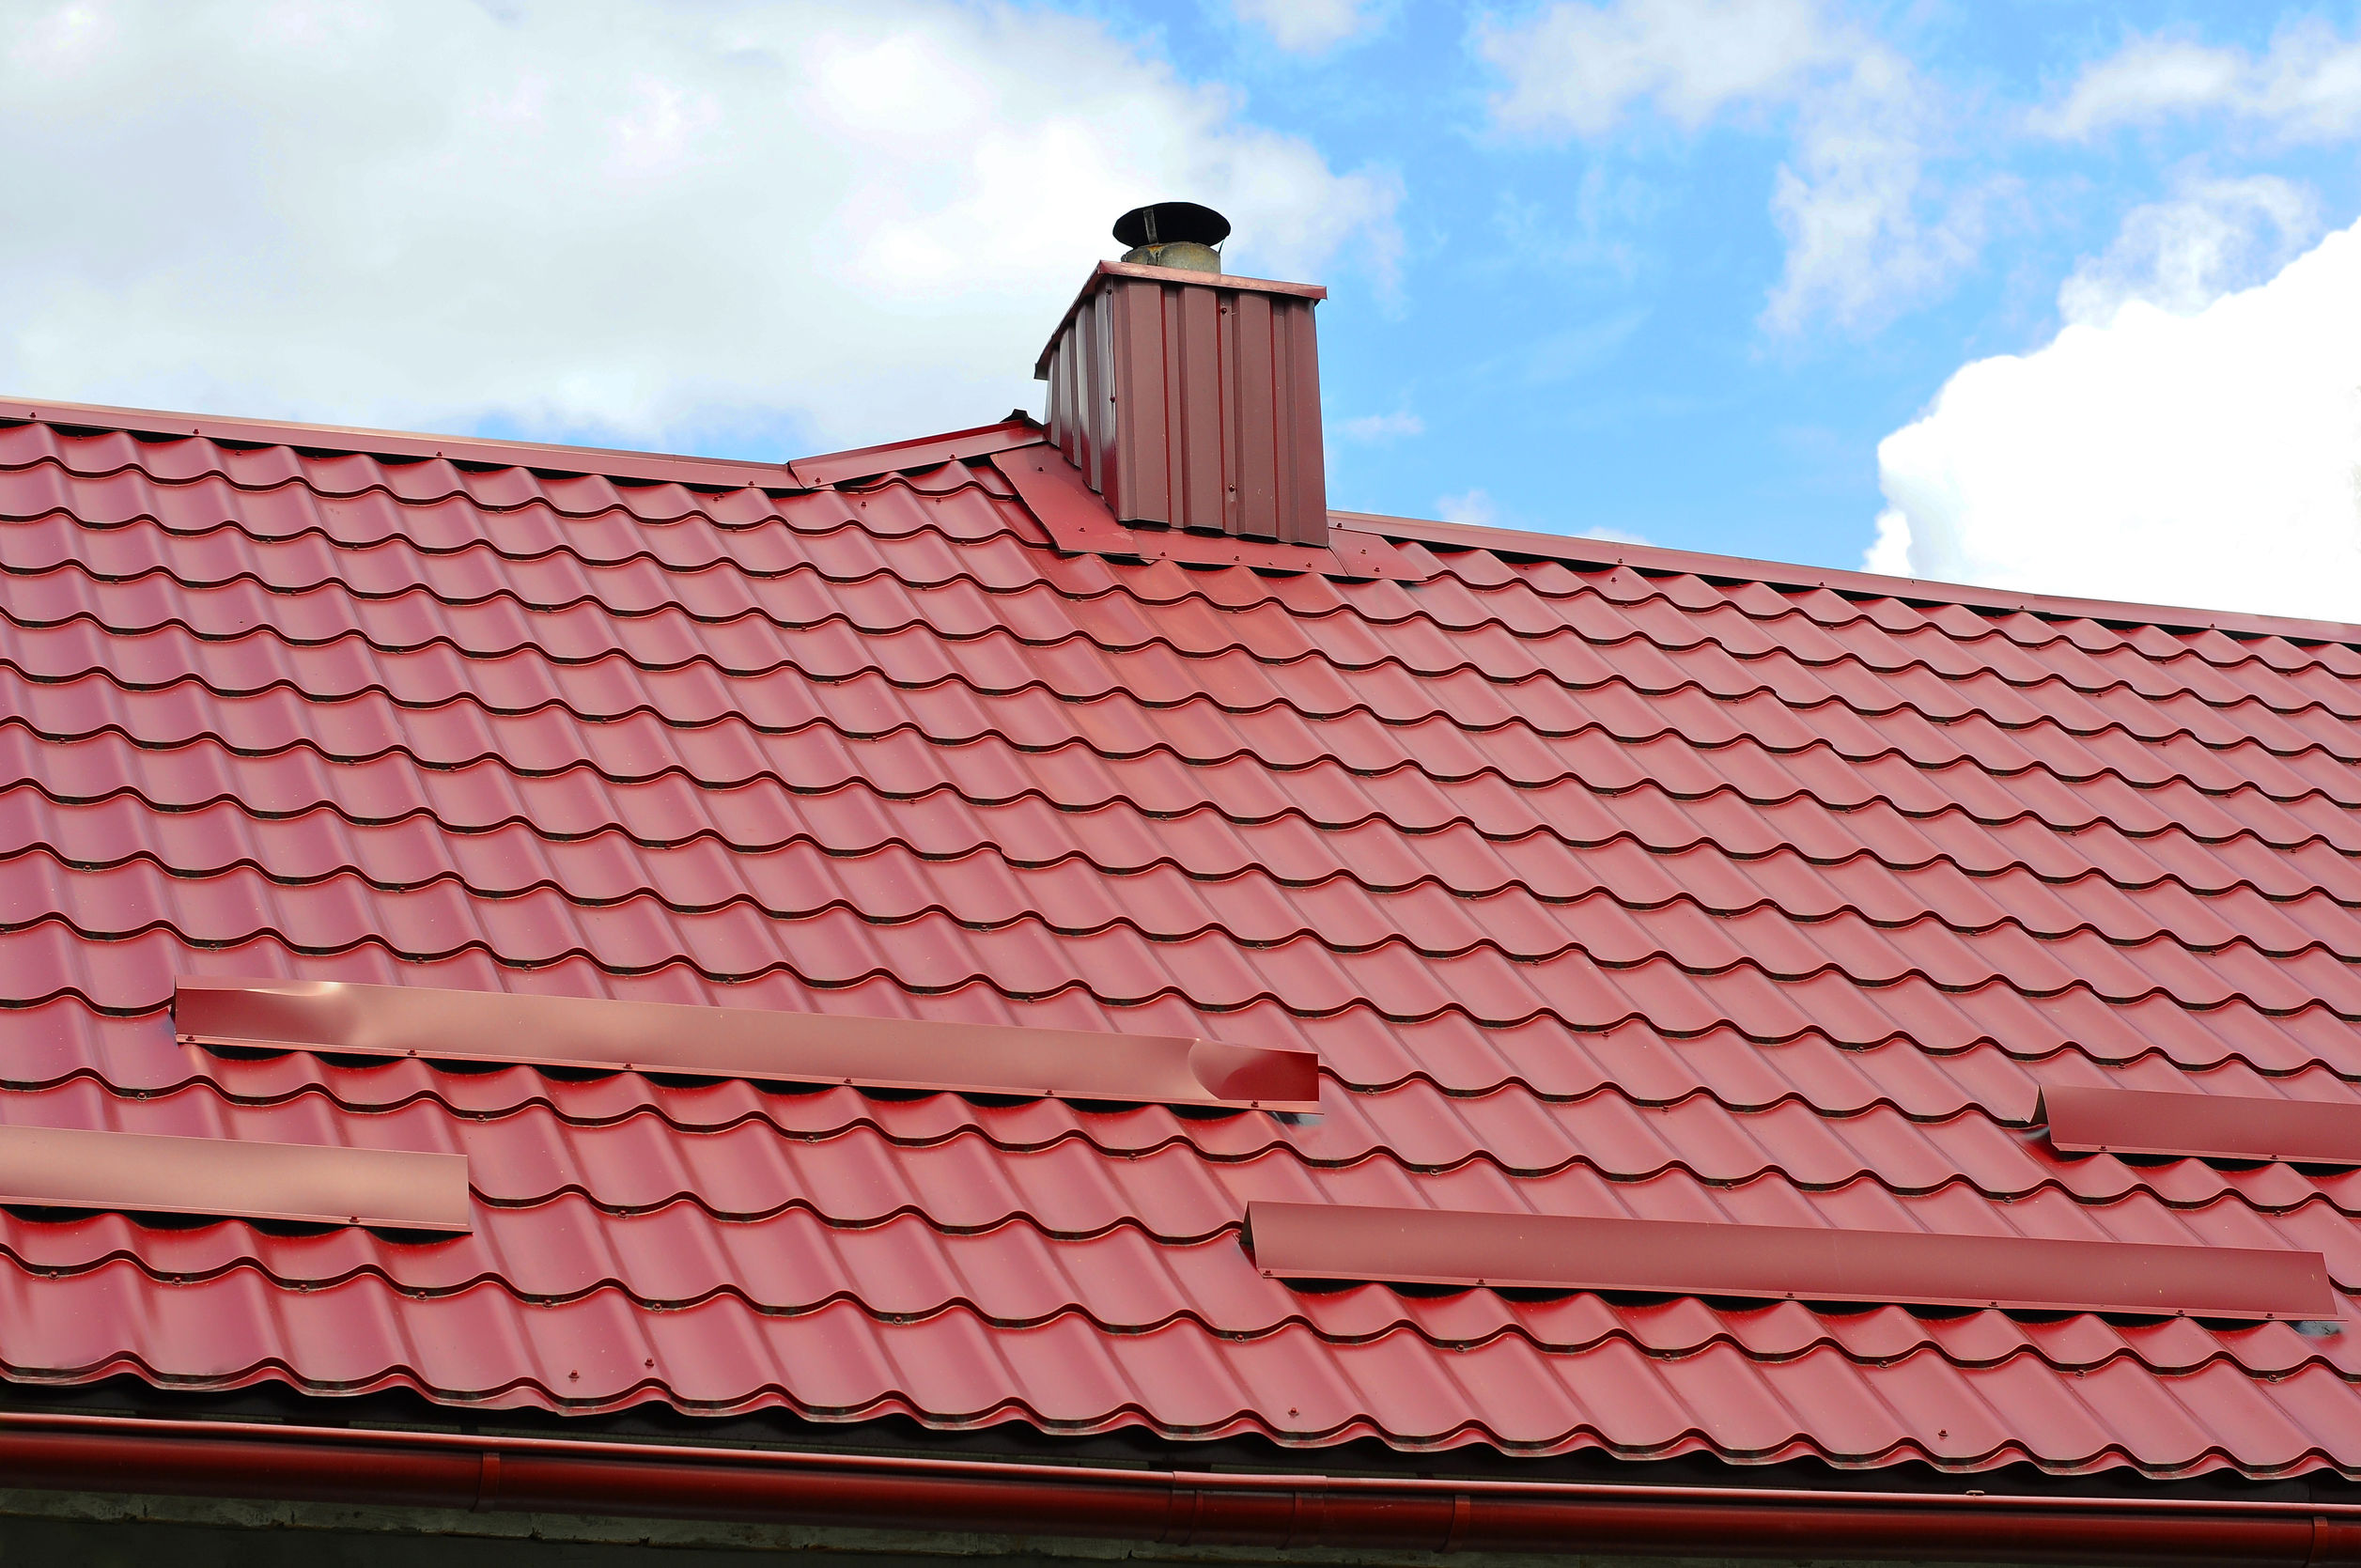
left=174, top=976, right=1322, bottom=1112
left=1034, top=260, right=1328, bottom=380
left=0, top=1409, right=2353, bottom=1562
left=1245, top=1202, right=2338, bottom=1320
left=1334, top=511, right=2361, bottom=646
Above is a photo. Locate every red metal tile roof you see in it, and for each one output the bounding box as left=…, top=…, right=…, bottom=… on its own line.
left=2, top=404, right=2359, bottom=1483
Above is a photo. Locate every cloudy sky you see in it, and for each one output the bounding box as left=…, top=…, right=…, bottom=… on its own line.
left=7, top=1, right=2360, bottom=621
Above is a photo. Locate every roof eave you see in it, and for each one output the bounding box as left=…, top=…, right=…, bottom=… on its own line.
left=7, top=1409, right=2351, bottom=1565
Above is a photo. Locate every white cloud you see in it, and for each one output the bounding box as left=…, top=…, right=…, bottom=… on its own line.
left=0, top=0, right=1398, bottom=452
left=2057, top=175, right=2320, bottom=325
left=1479, top=0, right=1973, bottom=334
left=2032, top=22, right=2361, bottom=142
left=1761, top=47, right=1992, bottom=334
left=1234, top=0, right=1380, bottom=54
left=1577, top=523, right=1651, bottom=545
left=1479, top=0, right=1839, bottom=135
left=1861, top=506, right=1911, bottom=575
left=1434, top=488, right=1650, bottom=546
left=1337, top=409, right=1422, bottom=442
left=1873, top=215, right=2361, bottom=623
left=1437, top=488, right=1499, bottom=526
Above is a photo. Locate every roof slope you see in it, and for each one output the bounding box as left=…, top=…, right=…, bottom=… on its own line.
left=2, top=408, right=2360, bottom=1482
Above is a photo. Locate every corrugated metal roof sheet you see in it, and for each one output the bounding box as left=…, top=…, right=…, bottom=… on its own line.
left=1, top=409, right=2358, bottom=1480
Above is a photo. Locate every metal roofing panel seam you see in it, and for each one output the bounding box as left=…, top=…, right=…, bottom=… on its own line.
left=16, top=563, right=2355, bottom=723
left=2, top=801, right=2347, bottom=973
left=23, top=990, right=2361, bottom=1132
left=8, top=756, right=2354, bottom=909
left=7, top=667, right=2353, bottom=838
left=19, top=928, right=2361, bottom=1083
left=0, top=1258, right=2349, bottom=1474
left=7, top=687, right=2353, bottom=856
left=8, top=1072, right=2359, bottom=1258
left=9, top=858, right=2357, bottom=1029
left=0, top=1202, right=2345, bottom=1378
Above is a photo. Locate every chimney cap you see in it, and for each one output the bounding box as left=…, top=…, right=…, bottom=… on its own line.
left=1112, top=202, right=1231, bottom=250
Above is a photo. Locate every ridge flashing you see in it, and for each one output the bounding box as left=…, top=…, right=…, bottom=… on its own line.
left=1339, top=509, right=2361, bottom=647
left=0, top=396, right=800, bottom=492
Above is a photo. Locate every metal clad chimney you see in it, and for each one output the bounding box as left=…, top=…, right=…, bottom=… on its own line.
left=1034, top=205, right=1328, bottom=548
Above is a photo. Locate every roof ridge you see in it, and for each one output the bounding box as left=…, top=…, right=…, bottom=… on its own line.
left=0, top=396, right=801, bottom=491
left=1342, top=511, right=2361, bottom=648
left=14, top=575, right=2360, bottom=722
left=13, top=778, right=2353, bottom=926
left=12, top=889, right=2361, bottom=1039
left=8, top=655, right=2354, bottom=813
left=8, top=397, right=2349, bottom=648
left=12, top=831, right=2358, bottom=979
left=0, top=1235, right=2340, bottom=1384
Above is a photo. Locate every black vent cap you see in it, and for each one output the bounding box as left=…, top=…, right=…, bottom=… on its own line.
left=1113, top=202, right=1232, bottom=250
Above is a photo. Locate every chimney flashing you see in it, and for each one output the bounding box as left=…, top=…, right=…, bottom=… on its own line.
left=1032, top=260, right=1327, bottom=380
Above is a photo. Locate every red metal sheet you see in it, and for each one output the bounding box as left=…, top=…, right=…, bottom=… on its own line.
left=1244, top=1202, right=2338, bottom=1321
left=0, top=408, right=2358, bottom=1480
left=2043, top=1084, right=2361, bottom=1165
left=172, top=975, right=1319, bottom=1112
left=0, top=1124, right=467, bottom=1231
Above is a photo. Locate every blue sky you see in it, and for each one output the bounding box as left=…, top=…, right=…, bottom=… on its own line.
left=7, top=1, right=2359, bottom=618
left=1092, top=1, right=2361, bottom=576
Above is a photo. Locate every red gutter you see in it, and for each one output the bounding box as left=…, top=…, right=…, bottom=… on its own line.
left=0, top=1412, right=2354, bottom=1566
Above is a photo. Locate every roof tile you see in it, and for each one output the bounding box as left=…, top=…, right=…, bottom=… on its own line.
left=0, top=416, right=2355, bottom=1478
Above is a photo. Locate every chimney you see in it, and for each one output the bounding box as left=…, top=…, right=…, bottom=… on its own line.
left=1033, top=203, right=1328, bottom=548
